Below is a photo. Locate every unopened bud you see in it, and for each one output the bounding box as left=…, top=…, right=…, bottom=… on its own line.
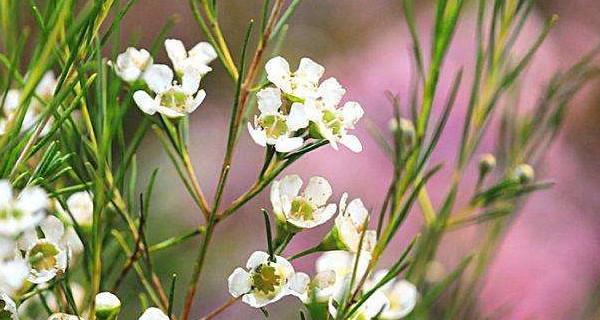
left=478, top=153, right=496, bottom=176
left=95, top=292, right=121, bottom=320
left=390, top=117, right=416, bottom=148
left=512, top=164, right=535, bottom=184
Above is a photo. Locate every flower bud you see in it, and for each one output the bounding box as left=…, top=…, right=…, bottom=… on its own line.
left=390, top=118, right=416, bottom=149
left=512, top=164, right=535, bottom=184
left=478, top=153, right=496, bottom=177
left=95, top=292, right=121, bottom=320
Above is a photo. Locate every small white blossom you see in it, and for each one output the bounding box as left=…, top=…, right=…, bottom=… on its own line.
left=228, top=251, right=309, bottom=308
left=328, top=289, right=389, bottom=320
left=247, top=87, right=308, bottom=152
left=312, top=250, right=371, bottom=303
left=0, top=180, right=48, bottom=237
left=0, top=237, right=29, bottom=296
left=365, top=270, right=418, bottom=319
left=110, top=47, right=153, bottom=82
left=18, top=216, right=83, bottom=284
left=0, top=291, right=18, bottom=320
left=56, top=191, right=93, bottom=228
left=0, top=71, right=57, bottom=135
left=165, top=39, right=216, bottom=76
left=133, top=64, right=206, bottom=117
left=270, top=175, right=336, bottom=229
left=265, top=56, right=324, bottom=100
left=95, top=292, right=121, bottom=319
left=305, top=99, right=364, bottom=152
left=332, top=193, right=377, bottom=253
left=138, top=307, right=169, bottom=320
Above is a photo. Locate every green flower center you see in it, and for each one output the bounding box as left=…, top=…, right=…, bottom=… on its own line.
left=289, top=197, right=316, bottom=221
left=259, top=115, right=288, bottom=139
left=252, top=264, right=284, bottom=297
left=160, top=89, right=188, bottom=111
left=28, top=242, right=60, bottom=271
left=322, top=110, right=343, bottom=135
left=0, top=206, right=24, bottom=220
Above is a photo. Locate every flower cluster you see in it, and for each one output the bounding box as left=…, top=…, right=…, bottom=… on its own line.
left=228, top=174, right=417, bottom=319
left=111, top=39, right=217, bottom=118
left=0, top=180, right=86, bottom=319
left=248, top=57, right=364, bottom=153
left=0, top=71, right=58, bottom=135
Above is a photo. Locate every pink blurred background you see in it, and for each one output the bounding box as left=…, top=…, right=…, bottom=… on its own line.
left=118, top=1, right=600, bottom=319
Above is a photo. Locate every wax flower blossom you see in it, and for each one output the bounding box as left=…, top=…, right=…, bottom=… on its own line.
left=364, top=270, right=418, bottom=319
left=264, top=56, right=364, bottom=152
left=0, top=71, right=57, bottom=135
left=228, top=251, right=309, bottom=308
left=0, top=180, right=49, bottom=237
left=0, top=237, right=29, bottom=296
left=247, top=87, right=309, bottom=152
left=0, top=291, right=18, bottom=320
left=18, top=216, right=83, bottom=284
left=322, top=193, right=377, bottom=253
left=310, top=250, right=371, bottom=303
left=138, top=307, right=169, bottom=320
left=133, top=64, right=207, bottom=118
left=56, top=191, right=94, bottom=228
left=47, top=313, right=83, bottom=320
left=165, top=39, right=217, bottom=76
left=328, top=290, right=389, bottom=320
left=110, top=47, right=153, bottom=82
left=270, top=175, right=336, bottom=229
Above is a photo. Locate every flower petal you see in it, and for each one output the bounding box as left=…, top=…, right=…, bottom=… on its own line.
left=302, top=176, right=332, bottom=207
left=189, top=42, right=218, bottom=65
left=187, top=89, right=206, bottom=113
left=297, top=58, right=324, bottom=84
left=227, top=268, right=252, bottom=298
left=277, top=175, right=303, bottom=201
left=155, top=105, right=186, bottom=118
left=265, top=56, right=292, bottom=93
left=133, top=91, right=158, bottom=115
left=275, top=136, right=303, bottom=153
left=181, top=68, right=201, bottom=95
left=346, top=198, right=368, bottom=225
left=17, top=186, right=48, bottom=214
left=287, top=103, right=309, bottom=131
left=340, top=134, right=363, bottom=153
left=318, top=77, right=346, bottom=108
left=341, top=101, right=364, bottom=128
left=247, top=122, right=267, bottom=147
left=165, top=39, right=187, bottom=65
left=143, top=64, right=173, bottom=94
left=246, top=251, right=270, bottom=270
left=288, top=272, right=310, bottom=302
left=139, top=307, right=169, bottom=320
left=41, top=215, right=64, bottom=243
left=0, top=180, right=13, bottom=205
left=256, top=88, right=282, bottom=114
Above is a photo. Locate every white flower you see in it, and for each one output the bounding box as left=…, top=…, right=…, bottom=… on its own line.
left=0, top=291, right=18, bottom=320
left=18, top=216, right=83, bottom=284
left=265, top=56, right=325, bottom=100
left=57, top=191, right=93, bottom=228
left=312, top=250, right=371, bottom=303
left=328, top=289, right=389, bottom=320
left=365, top=270, right=418, bottom=319
left=247, top=87, right=308, bottom=152
left=95, top=292, right=121, bottom=319
left=305, top=99, right=364, bottom=152
left=165, top=39, right=216, bottom=76
left=270, top=175, right=336, bottom=229
left=228, top=251, right=309, bottom=308
left=332, top=193, right=377, bottom=253
left=138, top=307, right=169, bottom=320
left=0, top=71, right=57, bottom=136
left=110, top=47, right=153, bottom=82
left=0, top=238, right=29, bottom=296
left=0, top=180, right=48, bottom=237
left=133, top=64, right=206, bottom=118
